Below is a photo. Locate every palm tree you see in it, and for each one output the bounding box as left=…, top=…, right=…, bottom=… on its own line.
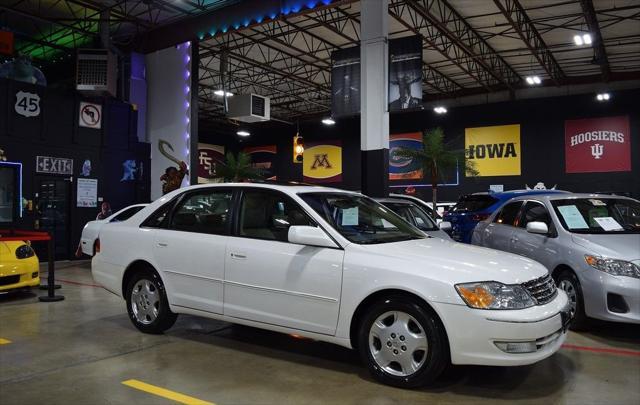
left=395, top=127, right=478, bottom=219
left=214, top=151, right=263, bottom=182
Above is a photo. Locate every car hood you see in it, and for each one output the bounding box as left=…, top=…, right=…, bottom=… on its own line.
left=571, top=233, right=640, bottom=261
left=357, top=237, right=548, bottom=285
left=0, top=241, right=11, bottom=257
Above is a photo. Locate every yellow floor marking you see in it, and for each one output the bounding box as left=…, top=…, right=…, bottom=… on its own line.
left=0, top=338, right=11, bottom=345
left=122, top=379, right=215, bottom=405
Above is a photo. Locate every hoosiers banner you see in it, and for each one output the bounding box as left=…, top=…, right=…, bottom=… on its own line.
left=244, top=145, right=277, bottom=180
left=465, top=124, right=521, bottom=177
left=565, top=116, right=631, bottom=173
left=303, top=141, right=342, bottom=183
left=389, top=133, right=423, bottom=180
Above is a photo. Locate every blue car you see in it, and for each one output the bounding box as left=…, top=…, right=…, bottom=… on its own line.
left=444, top=189, right=569, bottom=243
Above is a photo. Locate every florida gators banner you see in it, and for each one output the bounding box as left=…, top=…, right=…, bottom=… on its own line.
left=244, top=145, right=277, bottom=180
left=565, top=116, right=631, bottom=173
left=303, top=140, right=342, bottom=183
left=389, top=133, right=423, bottom=180
left=465, top=124, right=521, bottom=177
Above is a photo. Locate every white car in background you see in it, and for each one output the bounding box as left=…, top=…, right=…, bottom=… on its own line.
left=92, top=184, right=570, bottom=388
left=80, top=204, right=147, bottom=256
left=389, top=193, right=456, bottom=223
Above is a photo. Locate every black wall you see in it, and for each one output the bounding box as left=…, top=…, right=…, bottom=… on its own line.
left=200, top=88, right=640, bottom=201
left=0, top=78, right=150, bottom=259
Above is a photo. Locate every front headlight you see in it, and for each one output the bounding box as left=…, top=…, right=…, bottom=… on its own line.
left=585, top=255, right=640, bottom=278
left=455, top=281, right=535, bottom=310
left=15, top=244, right=35, bottom=259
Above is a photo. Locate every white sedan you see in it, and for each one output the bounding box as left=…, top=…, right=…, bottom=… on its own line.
left=92, top=184, right=570, bottom=388
left=79, top=204, right=147, bottom=256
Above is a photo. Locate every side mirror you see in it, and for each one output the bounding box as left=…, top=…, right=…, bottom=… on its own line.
left=526, top=221, right=549, bottom=235
left=288, top=225, right=338, bottom=248
left=439, top=221, right=452, bottom=232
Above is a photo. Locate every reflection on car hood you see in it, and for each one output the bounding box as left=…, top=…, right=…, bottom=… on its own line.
left=571, top=234, right=640, bottom=261
left=358, top=238, right=548, bottom=285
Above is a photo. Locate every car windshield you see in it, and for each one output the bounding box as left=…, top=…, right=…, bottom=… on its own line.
left=383, top=202, right=438, bottom=231
left=451, top=195, right=497, bottom=212
left=551, top=198, right=640, bottom=234
left=298, top=193, right=425, bottom=244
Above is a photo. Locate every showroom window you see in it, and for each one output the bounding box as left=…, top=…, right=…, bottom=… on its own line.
left=518, top=201, right=552, bottom=228
left=239, top=190, right=314, bottom=242
left=493, top=201, right=523, bottom=226
left=169, top=190, right=233, bottom=235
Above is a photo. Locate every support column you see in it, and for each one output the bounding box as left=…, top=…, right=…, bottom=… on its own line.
left=360, top=0, right=389, bottom=197
left=190, top=40, right=200, bottom=185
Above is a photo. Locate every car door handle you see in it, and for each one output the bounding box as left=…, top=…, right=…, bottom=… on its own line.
left=157, top=242, right=168, bottom=247
left=230, top=252, right=246, bottom=259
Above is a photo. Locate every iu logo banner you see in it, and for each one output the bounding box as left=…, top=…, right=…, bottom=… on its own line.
left=303, top=141, right=342, bottom=183
left=465, top=124, right=521, bottom=177
left=565, top=116, right=631, bottom=173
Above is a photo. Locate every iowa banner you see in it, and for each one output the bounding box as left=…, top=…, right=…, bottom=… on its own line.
left=565, top=116, right=631, bottom=173
left=303, top=141, right=342, bottom=183
left=244, top=145, right=277, bottom=180
left=389, top=133, right=423, bottom=180
left=465, top=124, right=521, bottom=176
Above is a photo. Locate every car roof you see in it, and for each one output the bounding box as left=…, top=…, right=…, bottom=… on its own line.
left=166, top=182, right=356, bottom=195
left=507, top=193, right=639, bottom=202
left=375, top=197, right=413, bottom=205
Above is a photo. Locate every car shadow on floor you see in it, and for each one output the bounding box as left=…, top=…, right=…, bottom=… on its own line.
left=0, top=289, right=39, bottom=304
left=166, top=315, right=572, bottom=399
left=576, top=320, right=640, bottom=347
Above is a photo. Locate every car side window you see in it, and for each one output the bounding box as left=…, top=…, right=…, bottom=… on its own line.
left=111, top=206, right=145, bottom=222
left=493, top=201, right=523, bottom=226
left=239, top=190, right=314, bottom=242
left=518, top=201, right=551, bottom=228
left=141, top=202, right=174, bottom=228
left=169, top=190, right=233, bottom=235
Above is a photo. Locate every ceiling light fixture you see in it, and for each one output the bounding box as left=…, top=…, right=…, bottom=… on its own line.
left=573, top=33, right=592, bottom=46
left=321, top=117, right=335, bottom=125
left=525, top=75, right=541, bottom=85
left=596, top=92, right=610, bottom=101
left=214, top=90, right=233, bottom=97
left=237, top=130, right=250, bottom=137
left=433, top=106, right=447, bottom=114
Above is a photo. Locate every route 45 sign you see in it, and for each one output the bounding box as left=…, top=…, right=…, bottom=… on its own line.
left=15, top=91, right=40, bottom=117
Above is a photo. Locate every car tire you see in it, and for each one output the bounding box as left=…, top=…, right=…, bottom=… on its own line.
left=357, top=295, right=449, bottom=388
left=125, top=270, right=177, bottom=334
left=556, top=270, right=588, bottom=331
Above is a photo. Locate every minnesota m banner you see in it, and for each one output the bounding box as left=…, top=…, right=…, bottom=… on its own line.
left=465, top=124, right=521, bottom=176
left=303, top=140, right=343, bottom=183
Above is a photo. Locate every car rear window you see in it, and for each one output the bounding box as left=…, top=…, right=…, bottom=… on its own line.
left=451, top=195, right=498, bottom=212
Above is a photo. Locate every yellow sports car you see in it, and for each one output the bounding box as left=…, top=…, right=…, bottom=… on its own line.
left=0, top=241, right=40, bottom=293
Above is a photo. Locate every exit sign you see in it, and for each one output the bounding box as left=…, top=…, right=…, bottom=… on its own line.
left=36, top=156, right=73, bottom=175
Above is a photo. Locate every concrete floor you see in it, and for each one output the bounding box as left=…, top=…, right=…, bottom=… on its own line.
left=1, top=262, right=639, bottom=405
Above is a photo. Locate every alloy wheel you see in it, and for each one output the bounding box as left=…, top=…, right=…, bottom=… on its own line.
left=131, top=279, right=160, bottom=324
left=559, top=279, right=577, bottom=317
left=368, top=311, right=429, bottom=377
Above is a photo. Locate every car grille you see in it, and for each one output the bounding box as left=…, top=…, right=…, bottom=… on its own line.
left=522, top=274, right=557, bottom=305
left=0, top=275, right=20, bottom=286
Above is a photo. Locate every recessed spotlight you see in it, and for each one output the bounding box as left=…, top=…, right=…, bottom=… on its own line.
left=237, top=130, right=250, bottom=137
left=214, top=90, right=233, bottom=97
left=433, top=106, right=447, bottom=114
left=596, top=92, right=610, bottom=101
left=526, top=76, right=541, bottom=85
left=321, top=117, right=335, bottom=125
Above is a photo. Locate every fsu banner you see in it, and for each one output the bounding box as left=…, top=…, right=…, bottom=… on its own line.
left=465, top=124, right=521, bottom=177
left=565, top=116, right=631, bottom=173
left=389, top=133, right=423, bottom=180
left=197, top=143, right=224, bottom=183
left=389, top=36, right=422, bottom=111
left=303, top=141, right=342, bottom=183
left=244, top=145, right=277, bottom=180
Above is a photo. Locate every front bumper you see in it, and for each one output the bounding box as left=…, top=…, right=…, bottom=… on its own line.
left=0, top=257, right=40, bottom=292
left=433, top=291, right=570, bottom=366
left=579, top=267, right=640, bottom=324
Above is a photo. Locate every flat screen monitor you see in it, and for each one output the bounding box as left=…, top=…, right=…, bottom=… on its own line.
left=0, top=162, right=22, bottom=224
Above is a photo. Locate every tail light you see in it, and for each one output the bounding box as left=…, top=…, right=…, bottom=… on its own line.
left=472, top=213, right=490, bottom=222
left=94, top=238, right=101, bottom=254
